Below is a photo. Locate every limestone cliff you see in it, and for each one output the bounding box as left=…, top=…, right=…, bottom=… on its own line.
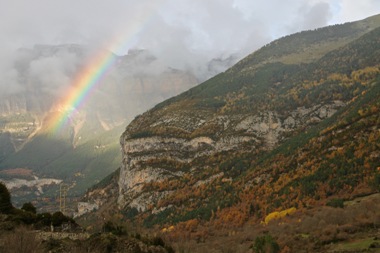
left=116, top=16, right=380, bottom=221
left=117, top=101, right=345, bottom=211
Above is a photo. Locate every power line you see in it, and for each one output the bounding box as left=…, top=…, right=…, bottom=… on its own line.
left=59, top=183, right=68, bottom=215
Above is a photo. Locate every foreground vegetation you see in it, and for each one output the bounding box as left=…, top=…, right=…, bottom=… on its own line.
left=0, top=182, right=174, bottom=253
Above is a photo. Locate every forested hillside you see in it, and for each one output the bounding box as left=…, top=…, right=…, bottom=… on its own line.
left=80, top=15, right=380, bottom=253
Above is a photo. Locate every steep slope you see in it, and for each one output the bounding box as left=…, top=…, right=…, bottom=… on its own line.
left=240, top=76, right=380, bottom=211
left=115, top=14, right=380, bottom=230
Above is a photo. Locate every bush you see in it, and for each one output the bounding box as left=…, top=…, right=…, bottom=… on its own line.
left=36, top=213, right=52, bottom=227
left=43, top=238, right=61, bottom=252
left=150, top=236, right=175, bottom=253
left=10, top=209, right=36, bottom=225
left=1, top=226, right=42, bottom=253
left=102, top=221, right=127, bottom=235
left=252, top=234, right=280, bottom=253
left=372, top=173, right=380, bottom=191
left=21, top=202, right=36, bottom=214
left=152, top=236, right=165, bottom=247
left=51, top=211, right=71, bottom=226
left=326, top=198, right=344, bottom=208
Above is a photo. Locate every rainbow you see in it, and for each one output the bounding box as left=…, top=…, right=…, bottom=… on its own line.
left=46, top=4, right=161, bottom=133
left=46, top=49, right=118, bottom=133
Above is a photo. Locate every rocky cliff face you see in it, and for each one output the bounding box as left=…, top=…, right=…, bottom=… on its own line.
left=117, top=100, right=346, bottom=211
left=116, top=15, right=380, bottom=221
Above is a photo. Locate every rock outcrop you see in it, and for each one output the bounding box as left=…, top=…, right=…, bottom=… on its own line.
left=114, top=15, right=380, bottom=223
left=62, top=19, right=380, bottom=253
left=117, top=101, right=345, bottom=211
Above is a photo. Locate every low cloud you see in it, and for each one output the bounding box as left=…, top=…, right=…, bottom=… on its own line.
left=0, top=0, right=379, bottom=98
left=299, top=2, right=333, bottom=31
left=0, top=45, right=85, bottom=97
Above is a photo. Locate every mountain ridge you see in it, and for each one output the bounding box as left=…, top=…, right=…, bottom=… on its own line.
left=75, top=15, right=380, bottom=252
left=86, top=14, right=380, bottom=233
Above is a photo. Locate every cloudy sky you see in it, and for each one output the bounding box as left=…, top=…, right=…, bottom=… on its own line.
left=0, top=0, right=379, bottom=94
left=1, top=0, right=379, bottom=50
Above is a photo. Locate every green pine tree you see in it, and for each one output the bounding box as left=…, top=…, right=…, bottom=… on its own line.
left=0, top=182, right=13, bottom=213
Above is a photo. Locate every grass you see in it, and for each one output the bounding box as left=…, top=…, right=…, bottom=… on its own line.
left=278, top=38, right=354, bottom=64
left=344, top=193, right=380, bottom=207
left=331, top=237, right=379, bottom=252
left=297, top=233, right=311, bottom=239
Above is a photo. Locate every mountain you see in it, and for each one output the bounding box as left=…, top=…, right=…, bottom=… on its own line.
left=0, top=45, right=199, bottom=207
left=80, top=14, right=380, bottom=252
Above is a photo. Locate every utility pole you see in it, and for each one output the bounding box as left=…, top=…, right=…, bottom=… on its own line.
left=59, top=183, right=68, bottom=215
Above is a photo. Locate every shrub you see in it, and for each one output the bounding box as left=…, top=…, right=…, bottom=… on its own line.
left=252, top=234, right=280, bottom=253
left=21, top=202, right=36, bottom=214
left=10, top=208, right=36, bottom=225
left=36, top=212, right=52, bottom=227
left=152, top=236, right=165, bottom=247
left=372, top=173, right=380, bottom=191
left=51, top=211, right=70, bottom=226
left=326, top=198, right=344, bottom=208
left=102, top=221, right=127, bottom=235
left=1, top=226, right=42, bottom=253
